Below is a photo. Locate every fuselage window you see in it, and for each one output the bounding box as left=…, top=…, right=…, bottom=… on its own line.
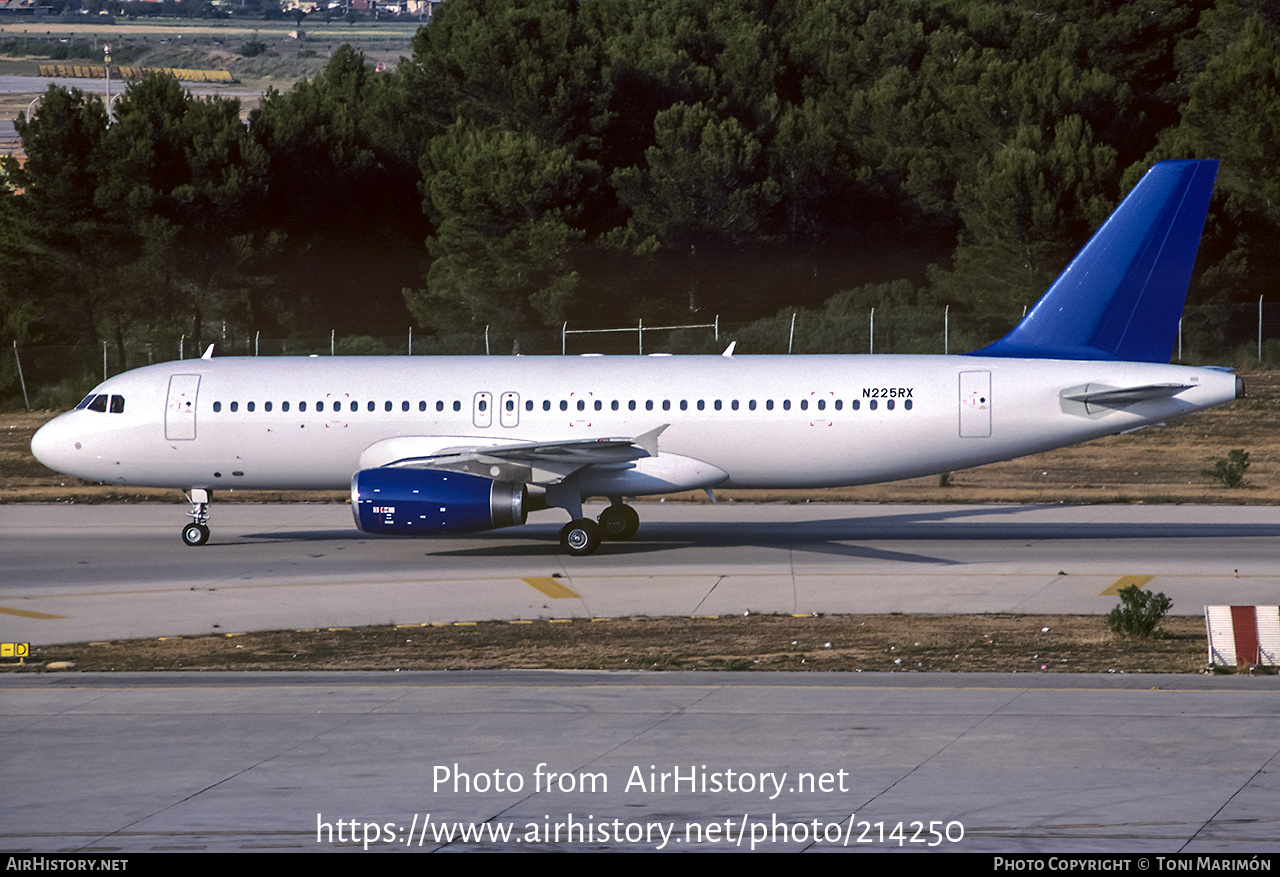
left=350, top=401, right=358, bottom=412
left=646, top=400, right=654, bottom=411
left=749, top=400, right=757, bottom=410
left=506, top=399, right=515, bottom=412
left=453, top=401, right=462, bottom=412
left=696, top=400, right=704, bottom=411
left=834, top=400, right=842, bottom=410
left=662, top=400, right=671, bottom=411
left=230, top=401, right=239, bottom=412
left=594, top=400, right=602, bottom=411
left=436, top=401, right=444, bottom=412
left=299, top=401, right=307, bottom=412
left=543, top=400, right=551, bottom=411
left=385, top=400, right=393, bottom=412
left=402, top=401, right=410, bottom=412
left=629, top=400, right=637, bottom=411
left=316, top=401, right=324, bottom=412
left=782, top=400, right=791, bottom=411
left=282, top=401, right=290, bottom=412
left=247, top=401, right=255, bottom=412
left=213, top=401, right=222, bottom=413
left=110, top=395, right=125, bottom=413
left=887, top=399, right=895, bottom=410
left=715, top=400, right=722, bottom=410
left=800, top=400, right=808, bottom=410
left=577, top=399, right=585, bottom=411
left=264, top=401, right=272, bottom=412
left=905, top=399, right=913, bottom=411
left=765, top=399, right=773, bottom=410
left=817, top=399, right=825, bottom=411
left=612, top=400, right=619, bottom=411
left=731, top=400, right=739, bottom=411
left=869, top=399, right=878, bottom=410
left=559, top=400, right=567, bottom=411
left=526, top=400, right=534, bottom=411
left=420, top=401, right=428, bottom=412
left=367, top=401, right=375, bottom=412
left=851, top=399, right=859, bottom=410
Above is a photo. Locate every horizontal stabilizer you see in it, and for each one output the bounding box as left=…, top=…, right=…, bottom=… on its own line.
left=1060, top=382, right=1191, bottom=413
left=970, top=160, right=1218, bottom=363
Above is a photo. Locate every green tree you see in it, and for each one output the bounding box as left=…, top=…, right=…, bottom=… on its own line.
left=407, top=122, right=594, bottom=332
left=93, top=74, right=274, bottom=350
left=6, top=87, right=111, bottom=346
left=929, top=116, right=1118, bottom=337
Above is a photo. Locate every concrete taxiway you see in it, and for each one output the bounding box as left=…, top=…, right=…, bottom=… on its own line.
left=4, top=503, right=1278, bottom=855
left=2, top=502, right=1278, bottom=644
left=3, top=671, right=1278, bottom=854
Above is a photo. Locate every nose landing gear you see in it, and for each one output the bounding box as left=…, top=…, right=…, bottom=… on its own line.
left=182, top=489, right=211, bottom=546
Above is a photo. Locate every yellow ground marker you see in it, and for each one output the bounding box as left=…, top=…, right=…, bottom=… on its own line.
left=0, top=605, right=64, bottom=620
left=521, top=576, right=581, bottom=599
left=1100, top=575, right=1154, bottom=596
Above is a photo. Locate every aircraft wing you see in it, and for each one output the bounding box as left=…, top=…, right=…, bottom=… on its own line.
left=359, top=425, right=670, bottom=485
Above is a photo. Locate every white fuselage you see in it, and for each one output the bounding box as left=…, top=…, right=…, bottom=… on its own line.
left=31, top=354, right=1240, bottom=496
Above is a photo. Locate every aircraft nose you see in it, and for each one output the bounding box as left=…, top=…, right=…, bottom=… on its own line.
left=31, top=414, right=78, bottom=474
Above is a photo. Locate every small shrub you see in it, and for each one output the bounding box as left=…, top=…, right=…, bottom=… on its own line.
left=239, top=38, right=268, bottom=57
left=1201, top=449, right=1250, bottom=488
left=938, top=471, right=952, bottom=488
left=1106, top=585, right=1172, bottom=639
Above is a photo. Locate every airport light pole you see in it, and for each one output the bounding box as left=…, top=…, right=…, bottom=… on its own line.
left=104, top=44, right=111, bottom=125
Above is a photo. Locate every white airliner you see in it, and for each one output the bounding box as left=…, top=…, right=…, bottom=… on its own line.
left=32, top=160, right=1242, bottom=555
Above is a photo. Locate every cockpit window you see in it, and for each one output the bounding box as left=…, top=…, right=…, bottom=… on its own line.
left=87, top=394, right=108, bottom=412
left=76, top=394, right=96, bottom=410
left=109, top=395, right=125, bottom=413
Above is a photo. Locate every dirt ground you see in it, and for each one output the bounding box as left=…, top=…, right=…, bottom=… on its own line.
left=4, top=613, right=1226, bottom=675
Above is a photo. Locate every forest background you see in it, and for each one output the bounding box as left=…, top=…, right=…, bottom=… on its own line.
left=2, top=0, right=1279, bottom=408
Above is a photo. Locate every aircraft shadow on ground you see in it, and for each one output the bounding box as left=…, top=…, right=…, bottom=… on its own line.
left=242, top=505, right=1280, bottom=559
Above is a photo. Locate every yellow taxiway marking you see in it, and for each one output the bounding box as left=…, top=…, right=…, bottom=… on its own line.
left=1100, top=575, right=1154, bottom=596
left=0, top=605, right=65, bottom=620
left=521, top=577, right=581, bottom=599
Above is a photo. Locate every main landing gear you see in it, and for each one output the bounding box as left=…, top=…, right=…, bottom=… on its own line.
left=557, top=502, right=640, bottom=556
left=181, top=489, right=211, bottom=546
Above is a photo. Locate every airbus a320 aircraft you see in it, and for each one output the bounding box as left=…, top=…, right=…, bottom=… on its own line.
left=32, top=160, right=1242, bottom=556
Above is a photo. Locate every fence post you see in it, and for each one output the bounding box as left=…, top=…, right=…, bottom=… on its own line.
left=13, top=341, right=30, bottom=411
left=1260, top=296, right=1264, bottom=363
left=638, top=319, right=643, bottom=355
left=408, top=326, right=412, bottom=356
left=562, top=322, right=567, bottom=356
left=330, top=329, right=335, bottom=356
left=103, top=341, right=108, bottom=381
left=869, top=307, right=874, bottom=355
left=944, top=304, right=949, bottom=356
left=788, top=311, right=795, bottom=354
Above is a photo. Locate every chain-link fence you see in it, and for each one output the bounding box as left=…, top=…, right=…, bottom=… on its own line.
left=6, top=300, right=1278, bottom=411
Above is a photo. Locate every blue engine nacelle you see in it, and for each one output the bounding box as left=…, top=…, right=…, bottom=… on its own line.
left=351, top=468, right=527, bottom=536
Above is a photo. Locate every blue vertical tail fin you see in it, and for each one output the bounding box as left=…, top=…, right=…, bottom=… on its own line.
left=967, top=159, right=1218, bottom=362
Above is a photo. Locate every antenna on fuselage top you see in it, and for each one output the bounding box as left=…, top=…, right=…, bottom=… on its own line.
left=201, top=345, right=215, bottom=360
